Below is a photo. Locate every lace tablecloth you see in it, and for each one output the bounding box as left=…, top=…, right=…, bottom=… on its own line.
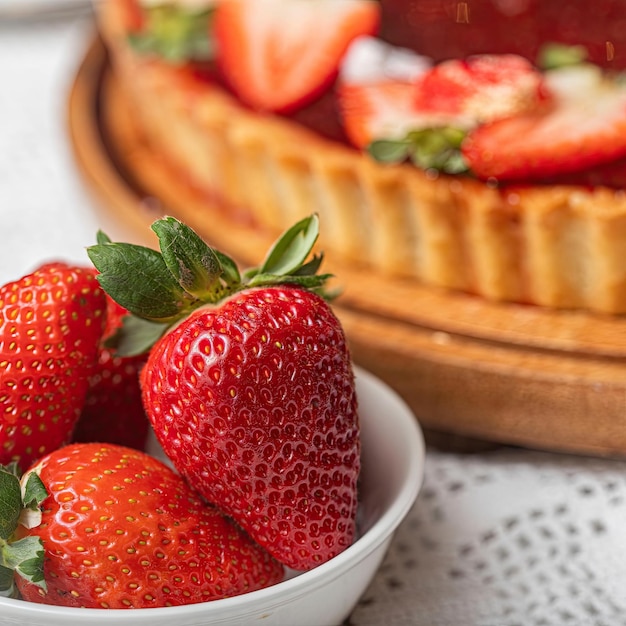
left=2, top=13, right=626, bottom=626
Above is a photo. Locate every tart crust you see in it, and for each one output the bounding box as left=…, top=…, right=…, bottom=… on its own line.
left=98, top=0, right=626, bottom=314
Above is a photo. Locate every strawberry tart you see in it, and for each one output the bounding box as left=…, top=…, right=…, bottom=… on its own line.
left=97, top=0, right=626, bottom=314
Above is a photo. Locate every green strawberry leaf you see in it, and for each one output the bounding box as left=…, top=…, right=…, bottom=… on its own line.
left=128, top=5, right=215, bottom=63
left=247, top=272, right=333, bottom=291
left=22, top=472, right=47, bottom=511
left=152, top=216, right=225, bottom=299
left=0, top=468, right=21, bottom=541
left=213, top=249, right=241, bottom=286
left=368, top=127, right=469, bottom=174
left=258, top=215, right=320, bottom=276
left=15, top=552, right=46, bottom=589
left=0, top=465, right=48, bottom=593
left=19, top=471, right=48, bottom=530
left=105, top=314, right=170, bottom=358
left=407, top=127, right=468, bottom=173
left=0, top=536, right=45, bottom=590
left=96, top=230, right=112, bottom=245
left=88, top=239, right=196, bottom=321
left=2, top=463, right=20, bottom=480
left=293, top=253, right=324, bottom=277
left=0, top=563, right=15, bottom=597
left=538, top=42, right=588, bottom=70
left=368, top=139, right=411, bottom=163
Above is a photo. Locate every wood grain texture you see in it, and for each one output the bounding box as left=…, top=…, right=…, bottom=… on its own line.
left=68, top=37, right=626, bottom=457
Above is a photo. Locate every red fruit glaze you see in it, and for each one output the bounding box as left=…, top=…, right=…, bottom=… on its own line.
left=16, top=442, right=284, bottom=608
left=380, top=0, right=626, bottom=70
left=0, top=263, right=106, bottom=468
left=72, top=296, right=150, bottom=450
left=141, top=286, right=360, bottom=571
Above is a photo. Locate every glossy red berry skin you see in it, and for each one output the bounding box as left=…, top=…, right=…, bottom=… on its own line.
left=0, top=263, right=107, bottom=468
left=142, top=286, right=360, bottom=571
left=72, top=297, right=150, bottom=450
left=16, top=442, right=284, bottom=608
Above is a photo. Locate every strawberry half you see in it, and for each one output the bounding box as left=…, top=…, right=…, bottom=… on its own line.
left=214, top=0, right=380, bottom=113
left=338, top=80, right=419, bottom=148
left=337, top=36, right=432, bottom=147
left=413, top=54, right=546, bottom=120
left=462, top=64, right=626, bottom=181
left=0, top=263, right=106, bottom=469
left=338, top=52, right=546, bottom=174
left=87, top=215, right=360, bottom=572
left=338, top=52, right=544, bottom=146
left=119, top=0, right=145, bottom=33
left=2, top=443, right=283, bottom=606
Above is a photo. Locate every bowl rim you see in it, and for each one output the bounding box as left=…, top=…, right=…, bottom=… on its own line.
left=0, top=365, right=425, bottom=620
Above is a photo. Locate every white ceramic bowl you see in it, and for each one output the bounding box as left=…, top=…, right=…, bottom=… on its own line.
left=0, top=366, right=425, bottom=626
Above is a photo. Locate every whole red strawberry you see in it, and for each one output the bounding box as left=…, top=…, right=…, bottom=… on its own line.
left=88, top=215, right=361, bottom=571
left=72, top=295, right=150, bottom=450
left=2, top=442, right=283, bottom=606
left=0, top=263, right=106, bottom=469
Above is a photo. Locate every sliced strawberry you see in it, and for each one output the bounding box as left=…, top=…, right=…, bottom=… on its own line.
left=545, top=156, right=626, bottom=189
left=119, top=0, right=145, bottom=32
left=213, top=0, right=380, bottom=113
left=337, top=53, right=545, bottom=149
left=462, top=74, right=626, bottom=182
left=336, top=36, right=431, bottom=147
left=337, top=80, right=418, bottom=147
left=414, top=54, right=546, bottom=120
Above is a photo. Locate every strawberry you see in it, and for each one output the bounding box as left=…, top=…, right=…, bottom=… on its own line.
left=338, top=52, right=544, bottom=146
left=0, top=263, right=106, bottom=469
left=213, top=0, right=380, bottom=113
left=1, top=443, right=283, bottom=606
left=338, top=79, right=472, bottom=173
left=462, top=64, right=626, bottom=181
left=338, top=80, right=419, bottom=148
left=87, top=215, right=360, bottom=572
left=412, top=54, right=546, bottom=120
left=119, top=0, right=145, bottom=33
left=71, top=296, right=150, bottom=450
left=542, top=155, right=626, bottom=189
left=337, top=36, right=432, bottom=147
left=338, top=52, right=546, bottom=174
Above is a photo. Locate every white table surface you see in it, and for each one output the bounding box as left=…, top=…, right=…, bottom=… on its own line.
left=2, top=11, right=626, bottom=626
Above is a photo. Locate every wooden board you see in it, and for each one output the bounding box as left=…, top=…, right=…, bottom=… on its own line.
left=68, top=36, right=626, bottom=457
